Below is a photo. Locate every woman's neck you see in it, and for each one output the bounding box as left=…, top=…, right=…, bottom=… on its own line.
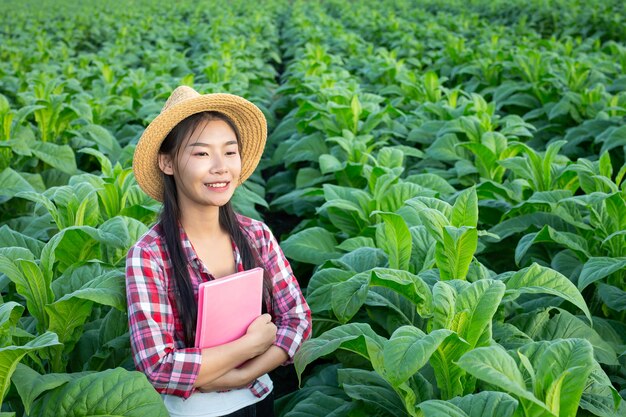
left=179, top=205, right=225, bottom=239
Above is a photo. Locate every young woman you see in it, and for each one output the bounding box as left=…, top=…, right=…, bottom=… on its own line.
left=126, top=86, right=312, bottom=417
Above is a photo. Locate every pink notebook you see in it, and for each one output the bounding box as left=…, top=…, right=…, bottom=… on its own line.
left=194, top=267, right=264, bottom=349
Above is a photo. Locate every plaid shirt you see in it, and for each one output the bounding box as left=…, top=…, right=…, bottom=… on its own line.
left=125, top=213, right=312, bottom=399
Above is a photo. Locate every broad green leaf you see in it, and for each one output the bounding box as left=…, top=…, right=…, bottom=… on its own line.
left=505, top=263, right=592, bottom=323
left=281, top=391, right=355, bottom=416
left=511, top=308, right=618, bottom=366
left=0, top=302, right=24, bottom=345
left=294, top=323, right=385, bottom=383
left=334, top=247, right=387, bottom=272
left=319, top=154, right=344, bottom=174
left=598, top=283, right=626, bottom=312
left=338, top=368, right=407, bottom=416
left=0, top=332, right=61, bottom=403
left=383, top=326, right=452, bottom=386
left=0, top=257, right=52, bottom=331
left=30, top=141, right=77, bottom=175
left=370, top=268, right=432, bottom=316
left=29, top=368, right=168, bottom=417
left=414, top=207, right=449, bottom=243
left=0, top=168, right=38, bottom=203
left=379, top=183, right=425, bottom=213
left=429, top=330, right=472, bottom=400
left=455, top=279, right=506, bottom=348
left=515, top=226, right=590, bottom=265
left=11, top=363, right=91, bottom=415
left=410, top=226, right=436, bottom=273
left=336, top=236, right=375, bottom=252
left=457, top=345, right=544, bottom=407
left=374, top=211, right=412, bottom=270
left=578, top=257, right=626, bottom=290
left=438, top=226, right=478, bottom=280
left=406, top=173, right=456, bottom=195
left=331, top=273, right=369, bottom=323
left=307, top=268, right=354, bottom=312
left=281, top=227, right=340, bottom=265
left=535, top=339, right=594, bottom=417
left=450, top=187, right=478, bottom=228
left=0, top=225, right=44, bottom=257
left=489, top=213, right=571, bottom=240
left=416, top=400, right=469, bottom=417
left=449, top=391, right=518, bottom=417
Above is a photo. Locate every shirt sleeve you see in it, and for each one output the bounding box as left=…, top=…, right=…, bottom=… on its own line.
left=125, top=244, right=202, bottom=399
left=261, top=225, right=312, bottom=364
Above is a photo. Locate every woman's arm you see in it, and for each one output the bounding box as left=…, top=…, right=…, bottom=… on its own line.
left=198, top=345, right=287, bottom=392
left=193, top=314, right=277, bottom=388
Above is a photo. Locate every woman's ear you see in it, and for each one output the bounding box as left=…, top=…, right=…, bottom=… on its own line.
left=158, top=153, right=175, bottom=175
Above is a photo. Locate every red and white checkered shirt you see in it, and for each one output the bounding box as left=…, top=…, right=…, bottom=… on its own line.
left=125, top=213, right=312, bottom=399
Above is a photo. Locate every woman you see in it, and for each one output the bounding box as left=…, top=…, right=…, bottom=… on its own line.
left=126, top=86, right=312, bottom=416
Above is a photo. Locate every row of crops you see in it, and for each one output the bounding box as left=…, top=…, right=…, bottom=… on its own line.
left=0, top=0, right=625, bottom=416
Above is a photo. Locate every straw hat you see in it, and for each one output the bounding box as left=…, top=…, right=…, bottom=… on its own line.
left=132, top=86, right=267, bottom=202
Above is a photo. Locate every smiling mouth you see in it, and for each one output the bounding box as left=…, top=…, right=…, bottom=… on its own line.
left=206, top=182, right=228, bottom=188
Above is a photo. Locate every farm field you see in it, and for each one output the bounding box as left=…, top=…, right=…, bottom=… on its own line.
left=0, top=0, right=625, bottom=416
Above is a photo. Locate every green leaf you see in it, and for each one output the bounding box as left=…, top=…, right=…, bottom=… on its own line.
left=331, top=273, right=369, bottom=323
left=11, top=363, right=91, bottom=415
left=457, top=345, right=544, bottom=407
left=489, top=212, right=571, bottom=241
left=579, top=257, right=626, bottom=290
left=374, top=211, right=412, bottom=270
left=450, top=187, right=478, bottom=228
left=0, top=225, right=45, bottom=257
left=0, top=168, right=38, bottom=203
left=0, top=257, right=53, bottom=331
left=379, top=183, right=425, bottom=213
left=449, top=391, right=518, bottom=417
left=535, top=339, right=594, bottom=417
left=370, top=268, right=432, bottom=316
left=455, top=279, right=506, bottom=348
left=505, top=263, right=592, bottom=324
left=515, top=226, right=590, bottom=265
left=307, top=268, right=354, bottom=312
left=280, top=391, right=355, bottom=416
left=598, top=283, right=626, bottom=312
left=29, top=368, right=169, bottom=417
left=511, top=308, right=618, bottom=366
left=406, top=173, right=456, bottom=195
left=336, top=236, right=375, bottom=252
left=319, top=154, right=345, bottom=174
left=439, top=226, right=478, bottom=280
left=281, top=227, right=340, bottom=265
left=0, top=302, right=24, bottom=345
left=383, top=326, right=452, bottom=386
left=294, top=323, right=385, bottom=383
left=0, top=332, right=61, bottom=403
left=338, top=368, right=407, bottom=416
left=30, top=141, right=77, bottom=175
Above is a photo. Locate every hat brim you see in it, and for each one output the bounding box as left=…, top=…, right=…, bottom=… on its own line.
left=133, top=93, right=267, bottom=202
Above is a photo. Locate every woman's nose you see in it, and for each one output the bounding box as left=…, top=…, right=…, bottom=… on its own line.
left=209, top=155, right=227, bottom=174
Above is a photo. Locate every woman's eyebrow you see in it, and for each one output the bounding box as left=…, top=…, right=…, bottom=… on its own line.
left=187, top=140, right=238, bottom=147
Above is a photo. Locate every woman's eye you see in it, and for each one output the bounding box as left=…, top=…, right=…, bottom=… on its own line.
left=226, top=151, right=238, bottom=155
left=195, top=152, right=209, bottom=156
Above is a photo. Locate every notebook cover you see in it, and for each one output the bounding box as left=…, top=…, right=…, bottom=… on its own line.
left=194, top=267, right=264, bottom=348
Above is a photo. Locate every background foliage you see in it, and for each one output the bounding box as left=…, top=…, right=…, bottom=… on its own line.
left=0, top=0, right=625, bottom=416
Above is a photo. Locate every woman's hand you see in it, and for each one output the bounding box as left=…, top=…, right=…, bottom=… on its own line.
left=243, top=313, right=277, bottom=357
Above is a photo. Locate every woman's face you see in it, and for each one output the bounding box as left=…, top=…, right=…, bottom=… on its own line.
left=158, top=118, right=241, bottom=210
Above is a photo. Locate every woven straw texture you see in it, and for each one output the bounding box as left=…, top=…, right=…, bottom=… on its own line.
left=133, top=86, right=267, bottom=202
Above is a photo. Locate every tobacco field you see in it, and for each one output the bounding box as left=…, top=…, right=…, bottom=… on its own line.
left=0, top=0, right=625, bottom=416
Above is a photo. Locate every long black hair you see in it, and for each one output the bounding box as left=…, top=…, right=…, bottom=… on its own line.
left=159, top=111, right=271, bottom=347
